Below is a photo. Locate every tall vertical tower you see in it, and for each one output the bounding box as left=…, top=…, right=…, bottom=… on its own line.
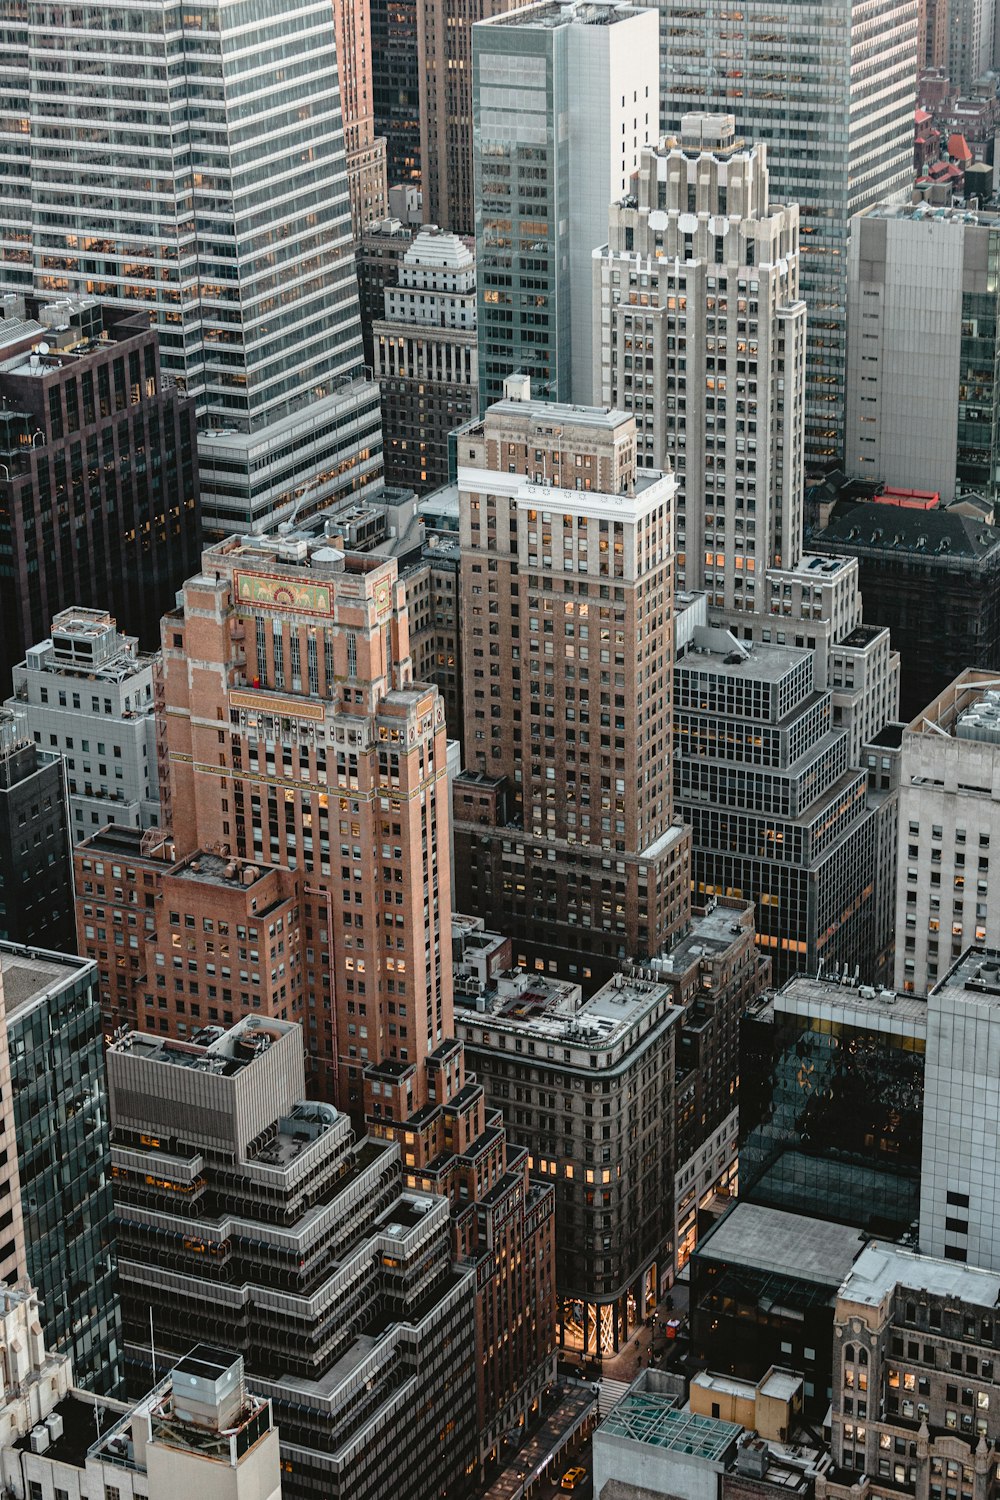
left=452, top=379, right=691, bottom=984
left=371, top=0, right=422, bottom=189
left=657, top=0, right=917, bottom=467
left=162, top=535, right=451, bottom=1112
left=332, top=0, right=390, bottom=235
left=594, top=115, right=806, bottom=611
left=473, top=0, right=659, bottom=408
left=0, top=0, right=384, bottom=538
left=418, top=0, right=519, bottom=235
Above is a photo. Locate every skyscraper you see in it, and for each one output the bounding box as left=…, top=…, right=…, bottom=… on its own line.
left=371, top=0, right=422, bottom=188
left=658, top=0, right=917, bottom=465
left=332, top=0, right=390, bottom=235
left=161, top=531, right=452, bottom=1110
left=1, top=943, right=121, bottom=1394
left=374, top=228, right=479, bottom=492
left=452, top=379, right=691, bottom=984
left=594, top=114, right=806, bottom=608
left=473, top=0, right=659, bottom=407
left=845, top=203, right=1000, bottom=505
left=0, top=0, right=383, bottom=538
left=0, top=708, right=75, bottom=953
left=418, top=0, right=519, bottom=236
left=0, top=300, right=200, bottom=683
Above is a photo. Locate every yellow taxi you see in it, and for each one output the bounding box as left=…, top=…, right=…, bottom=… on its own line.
left=560, top=1467, right=587, bottom=1491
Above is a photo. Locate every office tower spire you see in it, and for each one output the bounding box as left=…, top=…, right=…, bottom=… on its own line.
left=0, top=0, right=383, bottom=538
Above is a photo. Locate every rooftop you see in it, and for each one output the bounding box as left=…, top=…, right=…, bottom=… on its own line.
left=0, top=944, right=93, bottom=1017
left=865, top=200, right=1000, bottom=227
left=695, top=1203, right=866, bottom=1286
left=169, top=851, right=277, bottom=890
left=13, top=1392, right=127, bottom=1471
left=458, top=966, right=678, bottom=1049
left=654, top=900, right=755, bottom=976
left=486, top=0, right=651, bottom=28
left=931, top=947, right=1000, bottom=1006
left=677, top=628, right=809, bottom=682
left=111, top=1013, right=299, bottom=1078
left=817, top=502, right=1000, bottom=562
left=839, top=1242, right=1000, bottom=1311
left=767, top=974, right=929, bottom=1030
left=601, top=1391, right=742, bottom=1463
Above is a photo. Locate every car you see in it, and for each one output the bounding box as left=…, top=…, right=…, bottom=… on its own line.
left=561, top=1467, right=587, bottom=1490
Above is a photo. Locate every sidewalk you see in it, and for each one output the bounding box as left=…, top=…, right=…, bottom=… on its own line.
left=600, top=1283, right=690, bottom=1384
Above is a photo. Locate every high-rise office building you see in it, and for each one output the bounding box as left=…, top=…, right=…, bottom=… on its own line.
left=452, top=381, right=691, bottom=985
left=945, top=0, right=995, bottom=93
left=820, top=1243, right=1000, bottom=1500
left=674, top=625, right=886, bottom=985
left=418, top=0, right=519, bottom=236
left=374, top=228, right=479, bottom=492
left=371, top=0, right=422, bottom=188
left=893, top=671, right=1000, bottom=997
left=812, top=500, right=1000, bottom=724
left=454, top=897, right=767, bottom=1357
left=8, top=610, right=160, bottom=840
left=153, top=527, right=558, bottom=1456
left=920, top=946, right=1000, bottom=1268
left=740, top=974, right=926, bottom=1236
left=106, top=1014, right=479, bottom=1500
left=473, top=0, right=659, bottom=407
left=333, top=0, right=390, bottom=235
left=0, top=0, right=383, bottom=538
left=0, top=709, right=75, bottom=953
left=658, top=0, right=917, bottom=465
left=161, top=530, right=452, bottom=1110
left=0, top=943, right=121, bottom=1394
left=356, top=218, right=415, bottom=369
left=595, top=115, right=806, bottom=608
left=845, top=204, right=1000, bottom=505
left=0, top=301, right=200, bottom=686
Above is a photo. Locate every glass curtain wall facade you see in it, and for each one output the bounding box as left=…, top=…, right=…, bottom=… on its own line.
left=371, top=0, right=421, bottom=187
left=958, top=255, right=1000, bottom=497
left=1, top=0, right=383, bottom=536
left=4, top=947, right=121, bottom=1394
left=658, top=0, right=917, bottom=466
left=741, top=990, right=925, bottom=1237
left=473, top=18, right=571, bottom=407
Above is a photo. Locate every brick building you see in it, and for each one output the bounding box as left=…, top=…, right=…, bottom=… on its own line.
left=139, top=526, right=556, bottom=1463
left=452, top=380, right=690, bottom=986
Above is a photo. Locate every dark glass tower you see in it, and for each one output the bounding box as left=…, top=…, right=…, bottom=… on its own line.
left=3, top=944, right=121, bottom=1393
left=741, top=976, right=926, bottom=1237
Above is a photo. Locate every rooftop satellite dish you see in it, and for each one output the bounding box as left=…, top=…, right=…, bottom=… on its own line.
left=36, top=343, right=50, bottom=356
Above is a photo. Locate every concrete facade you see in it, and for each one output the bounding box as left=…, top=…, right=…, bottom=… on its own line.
left=894, top=670, right=1000, bottom=996
left=8, top=609, right=159, bottom=839
left=595, top=114, right=806, bottom=612
left=846, top=205, right=1000, bottom=505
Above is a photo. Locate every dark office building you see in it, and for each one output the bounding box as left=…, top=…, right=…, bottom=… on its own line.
left=371, top=0, right=421, bottom=189
left=675, top=628, right=881, bottom=987
left=740, top=976, right=926, bottom=1237
left=0, top=708, right=74, bottom=952
left=107, top=1016, right=479, bottom=1500
left=689, top=1202, right=865, bottom=1417
left=2, top=943, right=122, bottom=1395
left=0, top=298, right=200, bottom=689
left=810, top=501, right=1000, bottom=722
left=356, top=218, right=413, bottom=370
